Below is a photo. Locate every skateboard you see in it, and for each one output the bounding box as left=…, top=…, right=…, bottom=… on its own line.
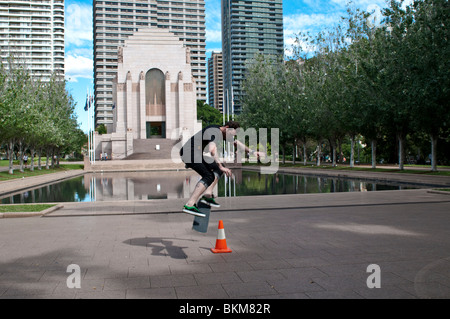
left=192, top=201, right=211, bottom=233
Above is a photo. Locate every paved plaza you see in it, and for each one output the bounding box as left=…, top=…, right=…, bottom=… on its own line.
left=0, top=167, right=450, bottom=299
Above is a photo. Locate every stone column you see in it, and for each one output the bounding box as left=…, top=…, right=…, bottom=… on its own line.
left=164, top=71, right=173, bottom=139
left=114, top=77, right=126, bottom=134
left=126, top=71, right=133, bottom=131
left=177, top=71, right=185, bottom=130
left=139, top=71, right=146, bottom=139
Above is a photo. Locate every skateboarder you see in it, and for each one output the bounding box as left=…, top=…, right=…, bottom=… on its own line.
left=180, top=121, right=264, bottom=217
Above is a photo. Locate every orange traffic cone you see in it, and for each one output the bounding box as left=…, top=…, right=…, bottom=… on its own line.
left=211, top=220, right=232, bottom=253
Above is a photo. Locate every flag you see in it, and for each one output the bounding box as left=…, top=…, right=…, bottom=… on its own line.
left=84, top=94, right=94, bottom=111
left=84, top=95, right=88, bottom=111
left=84, top=94, right=90, bottom=111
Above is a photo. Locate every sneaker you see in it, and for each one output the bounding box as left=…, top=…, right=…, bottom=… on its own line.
left=182, top=204, right=206, bottom=218
left=200, top=195, right=220, bottom=208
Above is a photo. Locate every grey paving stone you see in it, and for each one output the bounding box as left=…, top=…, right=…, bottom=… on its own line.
left=175, top=284, right=229, bottom=299
left=236, top=269, right=286, bottom=283
left=150, top=274, right=197, bottom=288
left=209, top=261, right=253, bottom=273
left=103, top=276, right=151, bottom=291
left=126, top=287, right=177, bottom=299
left=75, top=290, right=127, bottom=299
left=1, top=186, right=449, bottom=299
left=222, top=281, right=276, bottom=298
left=194, top=271, right=243, bottom=285
left=267, top=278, right=324, bottom=295
left=169, top=263, right=213, bottom=275
left=354, top=285, right=417, bottom=299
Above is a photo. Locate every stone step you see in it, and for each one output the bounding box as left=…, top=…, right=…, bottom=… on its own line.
left=124, top=139, right=180, bottom=160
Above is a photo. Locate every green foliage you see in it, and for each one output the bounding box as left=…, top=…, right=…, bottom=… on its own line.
left=197, top=100, right=223, bottom=128
left=240, top=0, right=450, bottom=169
left=96, top=124, right=107, bottom=135
left=0, top=57, right=85, bottom=174
left=0, top=204, right=55, bottom=213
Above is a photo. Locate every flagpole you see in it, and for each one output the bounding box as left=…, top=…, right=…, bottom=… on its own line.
left=87, top=89, right=91, bottom=163
left=231, top=86, right=234, bottom=121
left=222, top=91, right=225, bottom=160
left=231, top=87, right=235, bottom=161
left=91, top=90, right=95, bottom=164
left=226, top=89, right=230, bottom=161
left=227, top=89, right=229, bottom=122
left=222, top=91, right=225, bottom=126
left=90, top=90, right=93, bottom=163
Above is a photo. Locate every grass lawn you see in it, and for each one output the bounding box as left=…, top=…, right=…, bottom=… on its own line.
left=0, top=164, right=84, bottom=181
left=0, top=204, right=56, bottom=213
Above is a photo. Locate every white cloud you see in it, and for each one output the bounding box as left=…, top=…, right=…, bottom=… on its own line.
left=65, top=3, right=93, bottom=82
left=65, top=3, right=92, bottom=47
left=206, top=29, right=222, bottom=43
left=283, top=0, right=392, bottom=57
left=283, top=11, right=343, bottom=52
left=65, top=55, right=93, bottom=82
left=205, top=0, right=222, bottom=46
left=284, top=12, right=342, bottom=33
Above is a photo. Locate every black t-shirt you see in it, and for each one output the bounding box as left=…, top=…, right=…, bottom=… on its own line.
left=180, top=125, right=222, bottom=164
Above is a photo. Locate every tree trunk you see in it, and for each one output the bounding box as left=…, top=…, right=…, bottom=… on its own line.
left=56, top=150, right=60, bottom=168
left=292, top=140, right=296, bottom=165
left=431, top=135, right=437, bottom=172
left=371, top=139, right=377, bottom=169
left=329, top=138, right=336, bottom=167
left=46, top=148, right=50, bottom=170
left=30, top=146, right=35, bottom=172
left=19, top=140, right=24, bottom=173
left=350, top=135, right=355, bottom=168
left=8, top=140, right=14, bottom=175
left=332, top=144, right=337, bottom=167
left=398, top=133, right=404, bottom=170
left=316, top=142, right=321, bottom=166
left=38, top=149, right=42, bottom=170
left=303, top=142, right=307, bottom=165
left=51, top=148, right=55, bottom=169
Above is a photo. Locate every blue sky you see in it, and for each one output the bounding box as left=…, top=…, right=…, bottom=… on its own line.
left=65, top=0, right=389, bottom=133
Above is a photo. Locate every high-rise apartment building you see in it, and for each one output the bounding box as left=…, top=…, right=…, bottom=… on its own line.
left=208, top=51, right=223, bottom=112
left=93, top=0, right=206, bottom=129
left=222, top=0, right=283, bottom=114
left=0, top=0, right=65, bottom=80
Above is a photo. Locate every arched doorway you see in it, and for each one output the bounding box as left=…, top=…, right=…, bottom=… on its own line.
left=145, top=68, right=166, bottom=138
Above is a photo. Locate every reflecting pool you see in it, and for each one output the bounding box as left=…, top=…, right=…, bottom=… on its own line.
left=0, top=169, right=419, bottom=204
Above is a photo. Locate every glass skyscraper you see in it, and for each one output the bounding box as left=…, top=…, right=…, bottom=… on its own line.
left=208, top=51, right=223, bottom=112
left=221, top=0, right=284, bottom=114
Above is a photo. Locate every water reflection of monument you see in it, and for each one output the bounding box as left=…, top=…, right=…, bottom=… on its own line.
left=83, top=171, right=224, bottom=202
left=82, top=170, right=243, bottom=202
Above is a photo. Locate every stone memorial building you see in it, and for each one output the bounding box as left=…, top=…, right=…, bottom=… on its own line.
left=96, top=28, right=202, bottom=160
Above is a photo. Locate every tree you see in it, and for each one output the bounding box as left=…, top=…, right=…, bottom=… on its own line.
left=239, top=0, right=450, bottom=169
left=0, top=58, right=32, bottom=173
left=197, top=100, right=223, bottom=128
left=96, top=124, right=107, bottom=135
left=407, top=0, right=450, bottom=171
left=0, top=56, right=82, bottom=173
left=241, top=54, right=295, bottom=163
